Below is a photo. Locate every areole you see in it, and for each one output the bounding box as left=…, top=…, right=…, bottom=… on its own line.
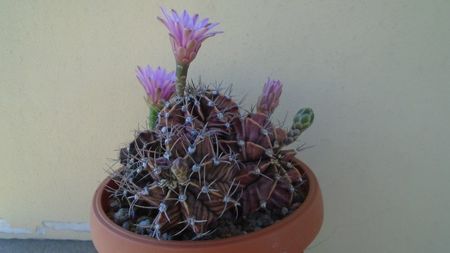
left=90, top=159, right=323, bottom=253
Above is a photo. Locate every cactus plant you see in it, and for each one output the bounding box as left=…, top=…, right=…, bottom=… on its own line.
left=106, top=8, right=314, bottom=240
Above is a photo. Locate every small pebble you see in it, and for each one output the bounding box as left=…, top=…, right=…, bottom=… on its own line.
left=113, top=208, right=130, bottom=224
left=135, top=216, right=151, bottom=234
left=121, top=221, right=131, bottom=230
left=107, top=198, right=121, bottom=212
left=161, top=233, right=172, bottom=240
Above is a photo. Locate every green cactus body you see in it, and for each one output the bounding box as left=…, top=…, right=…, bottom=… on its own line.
left=148, top=105, right=160, bottom=129
left=292, top=108, right=314, bottom=132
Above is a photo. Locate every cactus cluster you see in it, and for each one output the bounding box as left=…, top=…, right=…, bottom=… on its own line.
left=105, top=8, right=314, bottom=240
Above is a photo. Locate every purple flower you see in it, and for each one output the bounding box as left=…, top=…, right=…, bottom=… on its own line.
left=136, top=66, right=176, bottom=106
left=256, top=78, right=283, bottom=115
left=158, top=8, right=222, bottom=65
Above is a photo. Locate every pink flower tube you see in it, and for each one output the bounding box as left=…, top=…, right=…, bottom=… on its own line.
left=256, top=78, right=283, bottom=115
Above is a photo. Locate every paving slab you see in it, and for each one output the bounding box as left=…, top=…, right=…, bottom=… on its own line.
left=0, top=239, right=97, bottom=253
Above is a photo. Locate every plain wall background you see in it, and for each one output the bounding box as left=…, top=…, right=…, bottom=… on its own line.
left=1, top=0, right=450, bottom=251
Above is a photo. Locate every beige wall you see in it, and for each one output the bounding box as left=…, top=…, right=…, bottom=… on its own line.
left=1, top=0, right=449, bottom=251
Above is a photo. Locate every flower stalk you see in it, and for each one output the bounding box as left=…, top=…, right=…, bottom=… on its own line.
left=175, top=63, right=189, bottom=96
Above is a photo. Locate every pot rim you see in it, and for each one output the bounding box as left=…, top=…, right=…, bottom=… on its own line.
left=92, top=159, right=319, bottom=248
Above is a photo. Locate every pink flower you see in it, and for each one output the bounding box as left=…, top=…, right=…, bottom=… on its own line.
left=256, top=78, right=283, bottom=115
left=158, top=8, right=222, bottom=65
left=136, top=66, right=176, bottom=106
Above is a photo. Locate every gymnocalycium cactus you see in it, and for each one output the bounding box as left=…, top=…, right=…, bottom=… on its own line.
left=107, top=8, right=314, bottom=240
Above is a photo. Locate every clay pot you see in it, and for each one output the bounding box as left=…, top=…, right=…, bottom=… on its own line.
left=90, top=159, right=323, bottom=253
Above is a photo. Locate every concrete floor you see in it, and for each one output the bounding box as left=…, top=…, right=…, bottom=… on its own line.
left=0, top=239, right=97, bottom=253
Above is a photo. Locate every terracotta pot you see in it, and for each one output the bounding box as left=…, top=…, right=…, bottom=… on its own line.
left=90, top=159, right=323, bottom=253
